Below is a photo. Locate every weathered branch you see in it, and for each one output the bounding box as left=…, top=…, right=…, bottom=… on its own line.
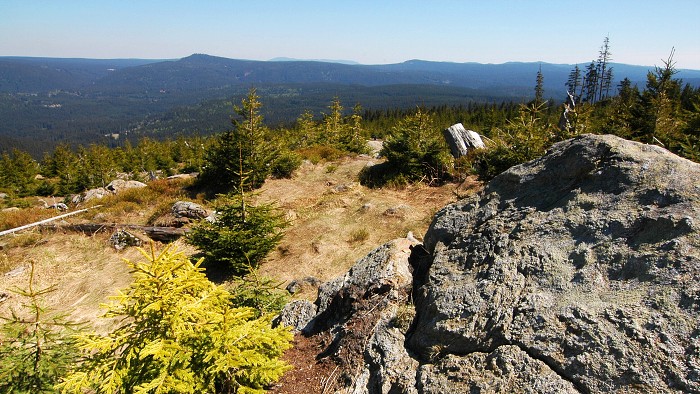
left=0, top=206, right=102, bottom=237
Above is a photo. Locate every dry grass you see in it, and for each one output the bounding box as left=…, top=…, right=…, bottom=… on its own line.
left=0, top=202, right=61, bottom=232
left=0, top=154, right=481, bottom=335
left=0, top=231, right=197, bottom=334
left=255, top=155, right=480, bottom=284
left=82, top=178, right=199, bottom=225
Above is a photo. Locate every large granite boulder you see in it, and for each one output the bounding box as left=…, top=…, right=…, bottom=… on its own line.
left=410, top=134, right=700, bottom=393
left=281, top=134, right=700, bottom=393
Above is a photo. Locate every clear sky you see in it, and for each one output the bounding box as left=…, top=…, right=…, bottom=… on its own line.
left=1, top=0, right=699, bottom=70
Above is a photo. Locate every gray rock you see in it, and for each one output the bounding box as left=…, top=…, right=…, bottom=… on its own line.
left=204, top=211, right=218, bottom=223
left=410, top=134, right=700, bottom=393
left=109, top=229, right=143, bottom=251
left=166, top=173, right=198, bottom=180
left=383, top=204, right=411, bottom=217
left=353, top=311, right=420, bottom=394
left=77, top=187, right=109, bottom=203
left=4, top=265, right=27, bottom=277
left=288, top=134, right=700, bottom=394
left=359, top=203, right=373, bottom=212
left=273, top=300, right=318, bottom=332
left=106, top=179, right=147, bottom=193
left=367, top=140, right=383, bottom=158
left=73, top=180, right=146, bottom=203
left=0, top=192, right=8, bottom=199
left=286, top=276, right=321, bottom=294
left=171, top=201, right=207, bottom=219
left=417, top=347, right=579, bottom=393
left=311, top=238, right=416, bottom=331
left=332, top=183, right=353, bottom=193
left=290, top=238, right=419, bottom=393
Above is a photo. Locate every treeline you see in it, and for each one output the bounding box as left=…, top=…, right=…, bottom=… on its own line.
left=468, top=44, right=700, bottom=180
left=0, top=95, right=525, bottom=199
left=1, top=42, right=699, bottom=200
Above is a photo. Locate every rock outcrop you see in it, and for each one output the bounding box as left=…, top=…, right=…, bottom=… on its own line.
left=106, top=179, right=147, bottom=193
left=171, top=201, right=208, bottom=219
left=284, top=134, right=700, bottom=393
left=72, top=179, right=147, bottom=203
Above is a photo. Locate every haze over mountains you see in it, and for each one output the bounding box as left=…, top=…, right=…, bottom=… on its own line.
left=2, top=53, right=700, bottom=156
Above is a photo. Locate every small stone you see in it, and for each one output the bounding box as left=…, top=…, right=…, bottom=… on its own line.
left=109, top=230, right=143, bottom=250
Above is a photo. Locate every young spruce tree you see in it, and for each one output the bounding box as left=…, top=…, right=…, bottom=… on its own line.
left=200, top=88, right=276, bottom=193
left=57, top=245, right=292, bottom=394
left=0, top=262, right=82, bottom=394
left=189, top=88, right=289, bottom=276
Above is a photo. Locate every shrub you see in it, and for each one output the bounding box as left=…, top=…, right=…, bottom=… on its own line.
left=227, top=272, right=288, bottom=317
left=271, top=150, right=302, bottom=179
left=367, top=108, right=452, bottom=187
left=348, top=228, right=370, bottom=244
left=187, top=194, right=287, bottom=276
left=57, top=245, right=292, bottom=394
left=469, top=102, right=555, bottom=180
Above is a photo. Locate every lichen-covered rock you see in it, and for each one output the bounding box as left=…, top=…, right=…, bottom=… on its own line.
left=109, top=229, right=143, bottom=250
left=409, top=134, right=700, bottom=393
left=288, top=238, right=419, bottom=393
left=309, top=238, right=416, bottom=333
left=417, top=346, right=579, bottom=393
left=171, top=201, right=208, bottom=219
left=285, top=134, right=700, bottom=394
left=75, top=187, right=109, bottom=203
left=274, top=300, right=317, bottom=332
left=106, top=179, right=147, bottom=193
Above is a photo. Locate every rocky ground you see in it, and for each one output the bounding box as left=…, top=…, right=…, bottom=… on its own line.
left=277, top=134, right=700, bottom=393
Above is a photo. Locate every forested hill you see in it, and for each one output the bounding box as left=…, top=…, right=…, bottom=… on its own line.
left=5, top=54, right=700, bottom=95
left=2, top=54, right=700, bottom=156
left=0, top=57, right=163, bottom=92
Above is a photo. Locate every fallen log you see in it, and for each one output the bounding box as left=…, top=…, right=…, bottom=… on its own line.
left=42, top=222, right=189, bottom=242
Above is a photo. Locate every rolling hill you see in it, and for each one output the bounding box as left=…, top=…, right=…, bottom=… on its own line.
left=2, top=54, right=700, bottom=156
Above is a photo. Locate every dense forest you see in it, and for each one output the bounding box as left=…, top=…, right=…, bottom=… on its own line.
left=3, top=52, right=700, bottom=158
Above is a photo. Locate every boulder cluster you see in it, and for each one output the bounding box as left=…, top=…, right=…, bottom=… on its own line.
left=279, top=134, right=700, bottom=393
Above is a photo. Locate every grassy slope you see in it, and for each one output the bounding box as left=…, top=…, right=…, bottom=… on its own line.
left=0, top=154, right=480, bottom=331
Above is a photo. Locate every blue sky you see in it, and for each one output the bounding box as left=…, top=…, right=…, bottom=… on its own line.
left=2, top=0, right=699, bottom=69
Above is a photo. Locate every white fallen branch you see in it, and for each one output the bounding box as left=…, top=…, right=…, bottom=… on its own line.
left=0, top=205, right=102, bottom=237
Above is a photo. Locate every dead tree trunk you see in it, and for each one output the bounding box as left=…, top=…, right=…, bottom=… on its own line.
left=42, top=223, right=189, bottom=242
left=443, top=123, right=485, bottom=158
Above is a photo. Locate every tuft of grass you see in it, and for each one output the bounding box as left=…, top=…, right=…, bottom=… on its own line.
left=391, top=304, right=416, bottom=332
left=5, top=232, right=43, bottom=248
left=0, top=253, right=13, bottom=274
left=348, top=228, right=369, bottom=244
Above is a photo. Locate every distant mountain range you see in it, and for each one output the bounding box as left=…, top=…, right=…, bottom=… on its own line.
left=1, top=53, right=700, bottom=155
